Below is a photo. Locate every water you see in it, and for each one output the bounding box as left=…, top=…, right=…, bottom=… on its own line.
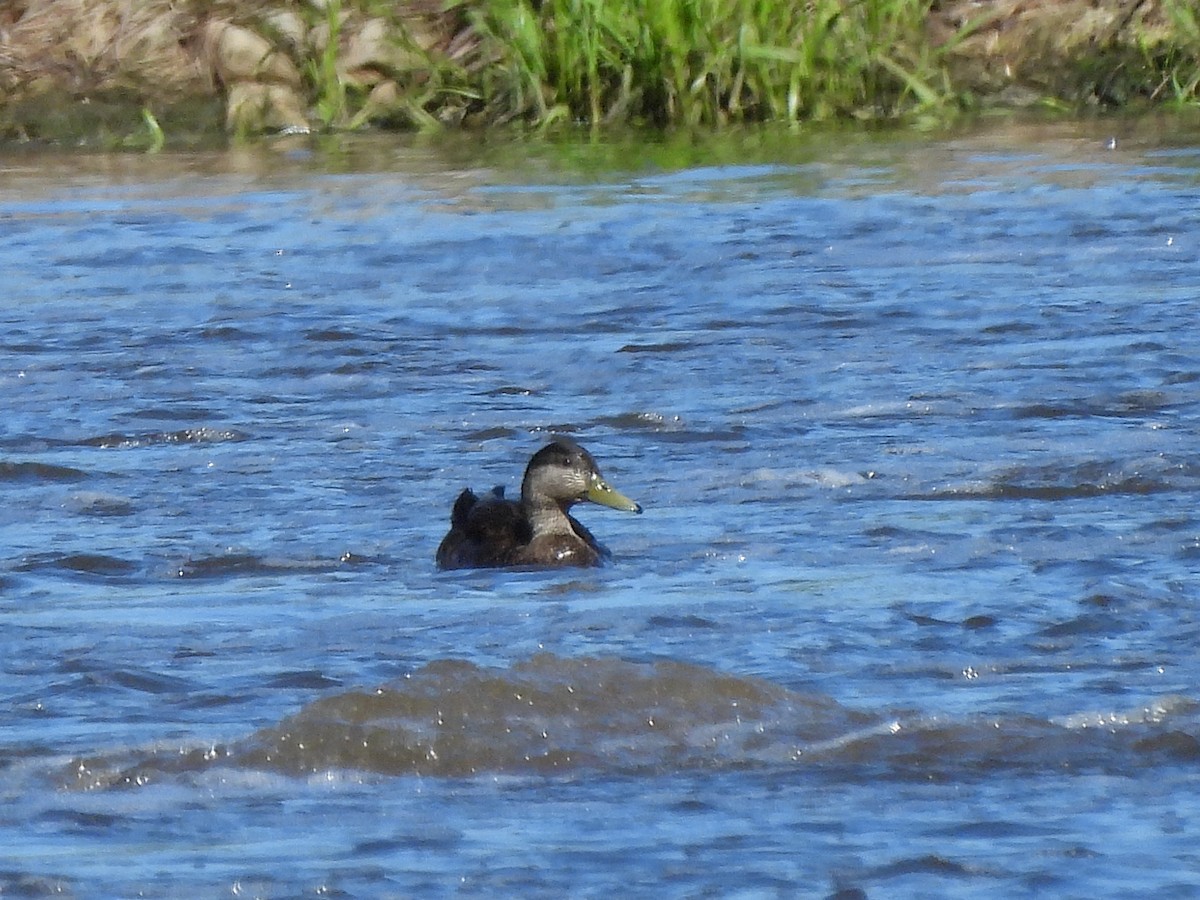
left=2, top=120, right=1200, bottom=897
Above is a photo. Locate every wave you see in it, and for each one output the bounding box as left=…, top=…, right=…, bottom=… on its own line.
left=174, top=551, right=369, bottom=580
left=62, top=655, right=1200, bottom=789
left=15, top=552, right=139, bottom=578
left=916, top=457, right=1197, bottom=501
left=76, top=428, right=249, bottom=449
left=12, top=550, right=371, bottom=583
left=0, top=461, right=88, bottom=482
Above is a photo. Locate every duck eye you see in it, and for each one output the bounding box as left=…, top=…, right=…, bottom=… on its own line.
left=560, top=455, right=572, bottom=467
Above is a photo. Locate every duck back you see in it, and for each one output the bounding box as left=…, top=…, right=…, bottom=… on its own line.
left=436, top=487, right=531, bottom=569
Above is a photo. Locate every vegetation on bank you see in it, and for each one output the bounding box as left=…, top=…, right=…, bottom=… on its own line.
left=460, top=0, right=953, bottom=126
left=0, top=0, right=1198, bottom=145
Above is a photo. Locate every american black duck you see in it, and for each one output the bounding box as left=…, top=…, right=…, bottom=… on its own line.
left=436, top=438, right=642, bottom=569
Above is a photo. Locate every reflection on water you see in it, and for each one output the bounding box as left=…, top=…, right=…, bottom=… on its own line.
left=3, top=119, right=1200, bottom=897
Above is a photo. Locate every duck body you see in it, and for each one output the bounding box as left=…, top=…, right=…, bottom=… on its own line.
left=436, top=439, right=641, bottom=570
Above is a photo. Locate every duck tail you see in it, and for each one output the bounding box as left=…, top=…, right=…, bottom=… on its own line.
left=450, top=488, right=478, bottom=527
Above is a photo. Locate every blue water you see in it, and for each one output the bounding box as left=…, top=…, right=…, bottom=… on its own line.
left=3, top=120, right=1200, bottom=897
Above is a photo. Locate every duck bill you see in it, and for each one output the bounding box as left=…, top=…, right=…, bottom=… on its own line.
left=587, top=475, right=643, bottom=514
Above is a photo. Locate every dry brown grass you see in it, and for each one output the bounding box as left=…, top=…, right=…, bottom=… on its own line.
left=0, top=0, right=205, bottom=97
left=931, top=0, right=1193, bottom=104
left=0, top=0, right=310, bottom=96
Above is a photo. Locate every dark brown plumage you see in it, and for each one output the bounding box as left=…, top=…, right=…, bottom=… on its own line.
left=436, top=439, right=642, bottom=570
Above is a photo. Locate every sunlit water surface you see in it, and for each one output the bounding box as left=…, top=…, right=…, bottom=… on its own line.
left=3, top=121, right=1200, bottom=897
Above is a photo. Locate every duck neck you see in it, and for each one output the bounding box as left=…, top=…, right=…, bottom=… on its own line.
left=521, top=495, right=576, bottom=536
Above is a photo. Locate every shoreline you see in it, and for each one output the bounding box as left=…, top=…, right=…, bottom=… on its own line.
left=1, top=0, right=1197, bottom=147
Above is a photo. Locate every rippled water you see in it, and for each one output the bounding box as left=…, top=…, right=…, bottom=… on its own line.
left=3, top=120, right=1200, bottom=897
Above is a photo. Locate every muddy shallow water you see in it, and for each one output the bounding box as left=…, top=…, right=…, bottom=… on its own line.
left=3, top=121, right=1200, bottom=897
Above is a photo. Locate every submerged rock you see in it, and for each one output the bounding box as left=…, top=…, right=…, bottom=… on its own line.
left=224, top=81, right=308, bottom=133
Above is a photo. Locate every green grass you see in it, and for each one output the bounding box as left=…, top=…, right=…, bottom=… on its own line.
left=308, top=0, right=350, bottom=128
left=139, top=108, right=166, bottom=152
left=450, top=0, right=967, bottom=128
left=214, top=0, right=1200, bottom=135
left=1157, top=0, right=1200, bottom=105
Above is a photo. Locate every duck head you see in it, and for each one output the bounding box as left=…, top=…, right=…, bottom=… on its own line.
left=521, top=438, right=642, bottom=514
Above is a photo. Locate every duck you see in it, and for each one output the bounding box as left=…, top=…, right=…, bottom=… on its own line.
left=436, top=438, right=643, bottom=569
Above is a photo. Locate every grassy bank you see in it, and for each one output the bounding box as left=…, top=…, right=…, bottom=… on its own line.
left=0, top=0, right=1198, bottom=145
left=457, top=0, right=954, bottom=126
